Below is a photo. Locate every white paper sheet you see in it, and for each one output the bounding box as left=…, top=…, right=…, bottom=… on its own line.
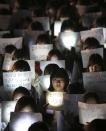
left=30, top=44, right=53, bottom=61
left=78, top=102, right=106, bottom=124
left=3, top=71, right=32, bottom=94
left=10, top=112, right=42, bottom=131
left=0, top=37, right=23, bottom=54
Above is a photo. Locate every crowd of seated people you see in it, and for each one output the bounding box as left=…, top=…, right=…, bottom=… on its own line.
left=0, top=0, right=106, bottom=131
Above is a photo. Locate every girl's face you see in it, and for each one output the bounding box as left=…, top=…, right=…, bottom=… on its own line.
left=52, top=77, right=65, bottom=92
left=89, top=64, right=102, bottom=72
left=20, top=106, right=34, bottom=112
left=50, top=55, right=59, bottom=60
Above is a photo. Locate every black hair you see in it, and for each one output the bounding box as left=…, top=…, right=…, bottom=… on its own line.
left=44, top=63, right=59, bottom=75
left=12, top=86, right=30, bottom=100
left=83, top=37, right=101, bottom=50
left=48, top=68, right=69, bottom=91
left=28, top=121, right=49, bottom=131
left=12, top=60, right=30, bottom=71
left=61, top=19, right=79, bottom=32
left=89, top=119, right=106, bottom=131
left=36, top=33, right=50, bottom=44
left=15, top=96, right=36, bottom=112
left=88, top=53, right=104, bottom=71
left=47, top=49, right=63, bottom=60
left=83, top=92, right=100, bottom=103
left=5, top=44, right=17, bottom=54
left=31, top=21, right=44, bottom=31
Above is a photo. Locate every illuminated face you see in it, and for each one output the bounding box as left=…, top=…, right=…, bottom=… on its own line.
left=13, top=93, right=25, bottom=101
left=20, top=106, right=34, bottom=112
left=89, top=64, right=102, bottom=72
left=50, top=55, right=59, bottom=60
left=52, top=77, right=65, bottom=92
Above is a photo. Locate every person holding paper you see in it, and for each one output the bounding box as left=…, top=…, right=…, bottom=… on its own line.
left=44, top=64, right=59, bottom=75
left=11, top=60, right=30, bottom=72
left=12, top=86, right=30, bottom=101
left=82, top=37, right=101, bottom=50
left=48, top=68, right=69, bottom=92
left=47, top=49, right=64, bottom=61
left=87, top=54, right=104, bottom=72
left=3, top=96, right=37, bottom=131
left=14, top=96, right=37, bottom=112
left=83, top=92, right=100, bottom=104
left=36, top=34, right=50, bottom=45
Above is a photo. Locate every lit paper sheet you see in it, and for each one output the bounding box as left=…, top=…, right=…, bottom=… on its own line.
left=2, top=53, right=13, bottom=71
left=39, top=75, right=50, bottom=90
left=78, top=102, right=106, bottom=124
left=1, top=101, right=16, bottom=124
left=32, top=17, right=50, bottom=31
left=0, top=37, right=23, bottom=54
left=3, top=60, right=35, bottom=79
left=83, top=71, right=106, bottom=93
left=3, top=71, right=32, bottom=95
left=59, top=31, right=80, bottom=50
left=54, top=21, right=62, bottom=36
left=46, top=91, right=64, bottom=110
left=80, top=28, right=105, bottom=43
left=9, top=112, right=42, bottom=131
left=30, top=44, right=53, bottom=61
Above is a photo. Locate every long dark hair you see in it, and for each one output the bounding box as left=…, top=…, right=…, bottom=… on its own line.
left=48, top=68, right=69, bottom=91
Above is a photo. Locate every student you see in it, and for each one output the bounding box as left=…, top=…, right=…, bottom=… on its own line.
left=82, top=92, right=100, bottom=131
left=28, top=121, right=49, bottom=131
left=14, top=96, right=37, bottom=112
left=47, top=49, right=64, bottom=60
left=48, top=68, right=69, bottom=92
left=82, top=37, right=101, bottom=50
left=61, top=18, right=79, bottom=32
left=83, top=92, right=100, bottom=104
left=36, top=34, right=50, bottom=45
left=3, top=96, right=37, bottom=131
left=4, top=44, right=17, bottom=54
left=44, top=63, right=59, bottom=75
left=12, top=86, right=30, bottom=101
left=11, top=59, right=30, bottom=72
left=87, top=54, right=104, bottom=72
